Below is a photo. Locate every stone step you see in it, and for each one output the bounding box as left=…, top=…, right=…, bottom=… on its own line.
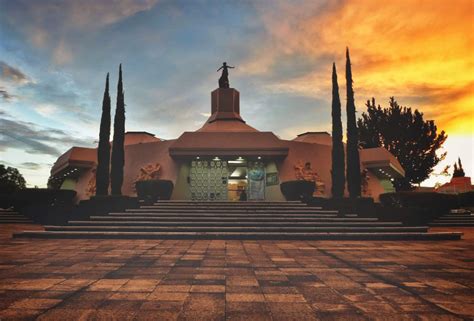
left=430, top=222, right=474, bottom=226
left=435, top=217, right=474, bottom=220
left=153, top=201, right=303, bottom=204
left=132, top=208, right=332, bottom=213
left=0, top=215, right=29, bottom=219
left=69, top=220, right=402, bottom=227
left=44, top=225, right=429, bottom=233
left=13, top=230, right=463, bottom=240
left=147, top=203, right=310, bottom=207
left=111, top=212, right=339, bottom=218
left=436, top=219, right=474, bottom=223
left=437, top=216, right=474, bottom=221
left=89, top=216, right=377, bottom=222
left=0, top=217, right=31, bottom=221
left=0, top=220, right=34, bottom=224
left=141, top=202, right=309, bottom=208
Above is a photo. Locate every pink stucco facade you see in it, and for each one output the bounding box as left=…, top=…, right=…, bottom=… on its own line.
left=50, top=88, right=404, bottom=202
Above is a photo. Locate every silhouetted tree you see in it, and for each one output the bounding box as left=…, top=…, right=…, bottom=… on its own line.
left=358, top=97, right=447, bottom=190
left=0, top=164, right=26, bottom=194
left=331, top=63, right=345, bottom=197
left=111, top=65, right=125, bottom=195
left=96, top=73, right=111, bottom=196
left=345, top=48, right=361, bottom=197
left=453, top=157, right=465, bottom=178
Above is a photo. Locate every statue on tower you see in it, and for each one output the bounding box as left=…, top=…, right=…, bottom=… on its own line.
left=217, top=62, right=234, bottom=88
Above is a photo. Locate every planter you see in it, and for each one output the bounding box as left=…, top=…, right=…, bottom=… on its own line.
left=280, top=180, right=315, bottom=201
left=136, top=180, right=174, bottom=204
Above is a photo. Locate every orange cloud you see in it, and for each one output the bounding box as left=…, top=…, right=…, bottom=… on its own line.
left=248, top=0, right=474, bottom=135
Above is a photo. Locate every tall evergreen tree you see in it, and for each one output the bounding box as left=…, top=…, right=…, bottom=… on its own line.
left=453, top=157, right=465, bottom=178
left=111, top=64, right=125, bottom=195
left=96, top=73, right=111, bottom=196
left=453, top=163, right=459, bottom=177
left=345, top=48, right=361, bottom=197
left=331, top=63, right=345, bottom=197
left=358, top=97, right=447, bottom=190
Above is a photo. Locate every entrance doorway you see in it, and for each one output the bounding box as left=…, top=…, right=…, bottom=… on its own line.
left=189, top=158, right=265, bottom=201
left=227, top=159, right=248, bottom=201
left=189, top=160, right=228, bottom=200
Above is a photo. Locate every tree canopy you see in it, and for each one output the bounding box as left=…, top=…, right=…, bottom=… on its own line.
left=0, top=164, right=26, bottom=194
left=357, top=97, right=447, bottom=190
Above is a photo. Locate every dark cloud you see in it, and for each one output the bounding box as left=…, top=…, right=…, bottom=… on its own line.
left=0, top=88, right=14, bottom=101
left=20, top=162, right=42, bottom=170
left=404, top=82, right=474, bottom=105
left=0, top=116, right=95, bottom=156
left=0, top=61, right=29, bottom=83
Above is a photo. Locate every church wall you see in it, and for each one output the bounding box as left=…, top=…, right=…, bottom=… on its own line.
left=76, top=168, right=95, bottom=201
left=278, top=141, right=334, bottom=198
left=364, top=170, right=387, bottom=201
left=69, top=138, right=397, bottom=202
left=60, top=178, right=76, bottom=191
left=172, top=162, right=191, bottom=199
left=265, top=161, right=285, bottom=201
left=120, top=140, right=179, bottom=196
left=72, top=140, right=179, bottom=201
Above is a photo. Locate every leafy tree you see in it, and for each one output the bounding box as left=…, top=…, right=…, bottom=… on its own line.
left=96, top=73, right=111, bottom=196
left=357, top=97, right=447, bottom=190
left=111, top=64, right=125, bottom=195
left=331, top=63, right=345, bottom=197
left=453, top=157, right=465, bottom=178
left=345, top=48, right=361, bottom=197
left=0, top=164, right=26, bottom=194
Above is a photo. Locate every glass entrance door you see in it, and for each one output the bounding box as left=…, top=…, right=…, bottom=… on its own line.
left=190, top=160, right=228, bottom=200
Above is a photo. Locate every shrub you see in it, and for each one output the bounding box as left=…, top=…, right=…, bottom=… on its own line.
left=16, top=189, right=77, bottom=206
left=280, top=180, right=315, bottom=201
left=379, top=192, right=459, bottom=224
left=379, top=192, right=458, bottom=209
left=136, top=180, right=174, bottom=203
left=9, top=189, right=77, bottom=224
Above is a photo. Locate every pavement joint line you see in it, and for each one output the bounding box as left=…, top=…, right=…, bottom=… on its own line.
left=31, top=240, right=168, bottom=320
left=278, top=241, right=370, bottom=319
left=317, top=247, right=471, bottom=320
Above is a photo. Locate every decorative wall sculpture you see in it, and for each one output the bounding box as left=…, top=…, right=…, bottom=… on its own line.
left=294, top=162, right=325, bottom=196
left=133, top=163, right=162, bottom=190
left=86, top=168, right=97, bottom=197
left=361, top=169, right=371, bottom=196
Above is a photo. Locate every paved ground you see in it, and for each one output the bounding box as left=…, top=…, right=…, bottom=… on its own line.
left=0, top=224, right=473, bottom=321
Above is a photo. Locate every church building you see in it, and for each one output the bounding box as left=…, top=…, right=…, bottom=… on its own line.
left=49, top=68, right=405, bottom=202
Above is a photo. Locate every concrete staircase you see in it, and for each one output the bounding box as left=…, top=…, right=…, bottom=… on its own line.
left=430, top=209, right=474, bottom=227
left=0, top=208, right=33, bottom=224
left=14, top=201, right=462, bottom=240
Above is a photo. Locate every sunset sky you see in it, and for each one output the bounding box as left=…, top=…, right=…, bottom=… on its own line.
left=0, top=0, right=473, bottom=188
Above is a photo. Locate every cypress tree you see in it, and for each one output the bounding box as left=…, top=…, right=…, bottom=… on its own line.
left=345, top=48, right=361, bottom=197
left=453, top=163, right=459, bottom=177
left=457, top=158, right=465, bottom=177
left=331, top=63, right=345, bottom=197
left=111, top=64, right=125, bottom=195
left=96, top=73, right=111, bottom=196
